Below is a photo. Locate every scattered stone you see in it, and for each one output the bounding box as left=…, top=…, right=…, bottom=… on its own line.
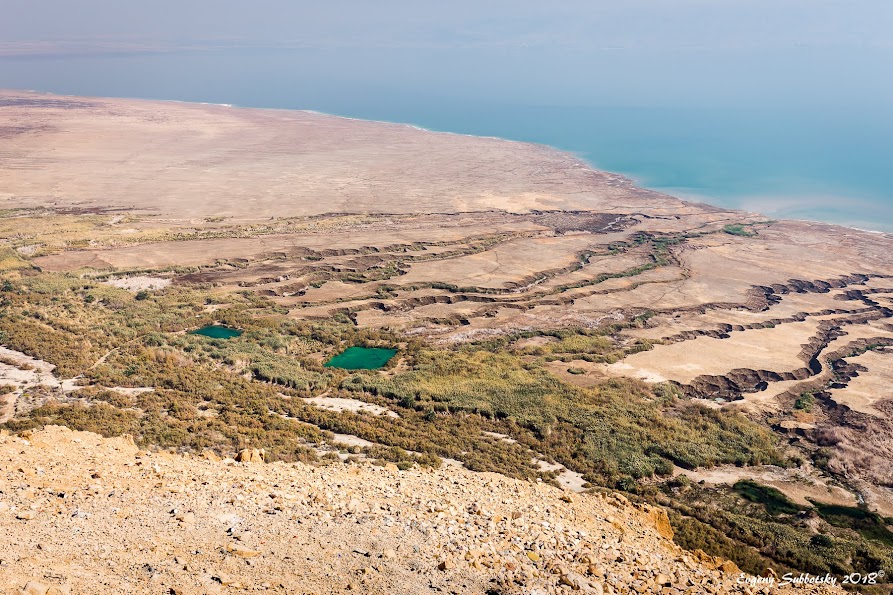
left=214, top=573, right=239, bottom=586
left=235, top=448, right=265, bottom=463
left=202, top=450, right=221, bottom=462
left=0, top=426, right=844, bottom=594
left=226, top=543, right=261, bottom=558
left=559, top=571, right=595, bottom=591
left=21, top=582, right=49, bottom=595
left=175, top=511, right=196, bottom=524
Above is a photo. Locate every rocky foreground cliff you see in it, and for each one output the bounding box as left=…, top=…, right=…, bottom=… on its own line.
left=0, top=427, right=840, bottom=595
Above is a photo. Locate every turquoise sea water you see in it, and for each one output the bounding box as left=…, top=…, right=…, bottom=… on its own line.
left=2, top=49, right=891, bottom=230
left=334, top=104, right=893, bottom=230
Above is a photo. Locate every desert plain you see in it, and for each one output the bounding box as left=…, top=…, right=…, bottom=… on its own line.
left=0, top=90, right=891, bottom=592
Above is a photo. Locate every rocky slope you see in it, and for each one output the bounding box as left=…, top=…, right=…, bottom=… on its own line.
left=0, top=427, right=840, bottom=595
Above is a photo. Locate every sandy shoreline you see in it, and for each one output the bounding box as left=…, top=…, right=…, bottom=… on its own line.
left=4, top=87, right=886, bottom=234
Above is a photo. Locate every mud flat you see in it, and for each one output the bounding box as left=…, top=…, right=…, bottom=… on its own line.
left=827, top=350, right=893, bottom=416
left=0, top=90, right=678, bottom=220
left=605, top=319, right=823, bottom=384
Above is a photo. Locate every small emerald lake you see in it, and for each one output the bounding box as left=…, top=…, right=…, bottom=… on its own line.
left=324, top=347, right=397, bottom=370
left=189, top=325, right=243, bottom=339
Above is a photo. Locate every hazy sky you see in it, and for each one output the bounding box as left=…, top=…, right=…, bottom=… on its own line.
left=3, top=0, right=891, bottom=50
left=2, top=1, right=891, bottom=109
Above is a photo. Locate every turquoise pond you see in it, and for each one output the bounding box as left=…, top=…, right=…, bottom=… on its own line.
left=324, top=347, right=397, bottom=370
left=189, top=325, right=243, bottom=339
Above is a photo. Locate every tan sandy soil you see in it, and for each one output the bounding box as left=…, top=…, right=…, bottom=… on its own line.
left=2, top=426, right=845, bottom=594
left=604, top=319, right=824, bottom=384
left=0, top=90, right=675, bottom=220
left=103, top=276, right=172, bottom=291
left=827, top=350, right=893, bottom=416
left=621, top=290, right=857, bottom=342
left=513, top=336, right=558, bottom=349
left=0, top=393, right=13, bottom=425
left=534, top=251, right=653, bottom=292
left=396, top=235, right=595, bottom=289
left=821, top=322, right=893, bottom=357
left=0, top=347, right=61, bottom=394
left=330, top=433, right=377, bottom=449
left=33, top=219, right=545, bottom=273
left=858, top=483, right=893, bottom=518
left=674, top=465, right=858, bottom=508
left=304, top=396, right=399, bottom=418
left=283, top=281, right=388, bottom=305
left=681, top=234, right=867, bottom=292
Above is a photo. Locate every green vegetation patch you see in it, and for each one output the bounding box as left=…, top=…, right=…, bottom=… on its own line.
left=793, top=392, right=815, bottom=412
left=661, top=483, right=893, bottom=582
left=344, top=349, right=783, bottom=486
left=722, top=223, right=757, bottom=237
left=733, top=480, right=803, bottom=516
left=668, top=509, right=780, bottom=576
left=518, top=331, right=638, bottom=363
left=0, top=248, right=31, bottom=272
left=812, top=502, right=893, bottom=547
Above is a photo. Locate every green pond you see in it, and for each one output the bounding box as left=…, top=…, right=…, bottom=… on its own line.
left=324, top=347, right=397, bottom=370
left=189, top=325, right=243, bottom=339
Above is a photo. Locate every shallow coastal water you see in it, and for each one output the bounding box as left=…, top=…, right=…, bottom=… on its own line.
left=337, top=104, right=893, bottom=232
left=2, top=48, right=891, bottom=230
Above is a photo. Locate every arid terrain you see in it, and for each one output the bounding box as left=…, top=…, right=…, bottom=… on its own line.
left=2, top=425, right=846, bottom=595
left=2, top=90, right=893, bottom=591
